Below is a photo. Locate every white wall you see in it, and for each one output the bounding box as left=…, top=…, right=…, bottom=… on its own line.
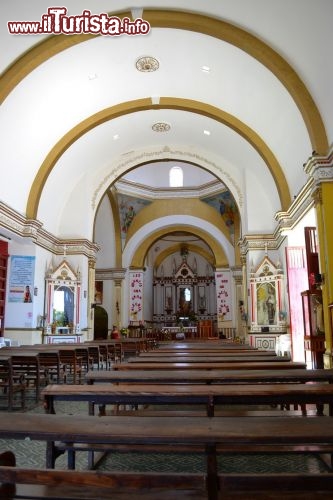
left=4, top=238, right=90, bottom=343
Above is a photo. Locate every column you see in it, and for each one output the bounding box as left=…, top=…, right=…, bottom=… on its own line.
left=88, top=258, right=96, bottom=341
left=114, top=279, right=122, bottom=329
left=305, top=152, right=333, bottom=367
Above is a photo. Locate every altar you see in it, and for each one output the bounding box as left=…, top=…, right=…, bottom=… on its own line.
left=162, top=326, right=198, bottom=340
left=42, top=333, right=83, bottom=344
left=248, top=332, right=282, bottom=351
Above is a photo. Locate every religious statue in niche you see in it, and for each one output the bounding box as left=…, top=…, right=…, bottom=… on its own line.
left=43, top=259, right=81, bottom=336
left=313, top=294, right=324, bottom=334
left=199, top=294, right=206, bottom=310
left=94, top=281, right=103, bottom=305
left=250, top=256, right=285, bottom=333
left=179, top=287, right=191, bottom=315
left=165, top=287, right=173, bottom=314
left=256, top=282, right=276, bottom=325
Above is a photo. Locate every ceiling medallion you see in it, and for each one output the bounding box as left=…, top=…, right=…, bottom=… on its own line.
left=152, top=122, right=171, bottom=132
left=136, top=56, right=159, bottom=72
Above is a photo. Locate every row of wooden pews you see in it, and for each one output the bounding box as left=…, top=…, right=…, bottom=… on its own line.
left=1, top=339, right=333, bottom=499
left=1, top=449, right=333, bottom=500
left=1, top=414, right=333, bottom=499
left=0, top=338, right=152, bottom=410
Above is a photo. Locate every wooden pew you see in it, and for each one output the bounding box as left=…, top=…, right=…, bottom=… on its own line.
left=57, top=348, right=82, bottom=384
left=84, top=340, right=124, bottom=367
left=41, top=382, right=333, bottom=417
left=6, top=345, right=86, bottom=385
left=0, top=466, right=206, bottom=499
left=0, top=350, right=44, bottom=401
left=2, top=467, right=333, bottom=499
left=217, top=473, right=333, bottom=499
left=0, top=356, right=26, bottom=411
left=2, top=345, right=76, bottom=389
left=85, top=367, right=333, bottom=386
left=156, top=346, right=261, bottom=351
left=114, top=361, right=307, bottom=371
left=0, top=450, right=199, bottom=499
left=83, top=343, right=103, bottom=370
left=35, top=350, right=62, bottom=385
left=1, top=413, right=333, bottom=500
left=120, top=338, right=147, bottom=357
left=127, top=355, right=290, bottom=363
left=1, top=450, right=333, bottom=499
left=139, top=350, right=279, bottom=356
left=158, top=341, right=253, bottom=350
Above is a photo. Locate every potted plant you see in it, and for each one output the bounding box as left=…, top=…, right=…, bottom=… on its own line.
left=120, top=327, right=128, bottom=338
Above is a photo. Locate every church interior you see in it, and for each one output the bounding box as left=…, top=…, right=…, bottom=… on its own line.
left=1, top=2, right=333, bottom=497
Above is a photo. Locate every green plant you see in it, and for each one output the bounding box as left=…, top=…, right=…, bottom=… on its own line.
left=120, top=328, right=128, bottom=337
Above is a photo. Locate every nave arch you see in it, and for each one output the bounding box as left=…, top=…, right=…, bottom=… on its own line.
left=26, top=98, right=291, bottom=224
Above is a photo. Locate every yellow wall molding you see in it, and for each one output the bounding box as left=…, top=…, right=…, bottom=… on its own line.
left=125, top=198, right=232, bottom=245
left=1, top=9, right=328, bottom=155
left=108, top=189, right=123, bottom=268
left=129, top=223, right=228, bottom=269
left=26, top=97, right=290, bottom=219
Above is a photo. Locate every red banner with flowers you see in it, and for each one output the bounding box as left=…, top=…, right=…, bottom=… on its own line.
left=215, top=270, right=232, bottom=321
left=129, top=271, right=143, bottom=321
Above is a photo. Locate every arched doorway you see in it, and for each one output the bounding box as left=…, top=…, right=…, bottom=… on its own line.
left=94, top=306, right=108, bottom=340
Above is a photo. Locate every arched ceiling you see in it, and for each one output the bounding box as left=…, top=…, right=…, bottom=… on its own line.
left=0, top=1, right=331, bottom=266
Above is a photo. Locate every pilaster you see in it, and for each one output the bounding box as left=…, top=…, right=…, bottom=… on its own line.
left=87, top=258, right=96, bottom=341
left=304, top=150, right=333, bottom=367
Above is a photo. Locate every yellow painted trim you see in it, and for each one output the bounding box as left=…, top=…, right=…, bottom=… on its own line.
left=1, top=9, right=328, bottom=155
left=26, top=97, right=291, bottom=218
left=130, top=224, right=228, bottom=269
left=315, top=183, right=333, bottom=352
left=108, top=189, right=123, bottom=268
left=125, top=198, right=232, bottom=244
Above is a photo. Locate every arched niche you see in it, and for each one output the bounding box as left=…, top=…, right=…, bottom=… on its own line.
left=43, top=259, right=81, bottom=341
left=247, top=256, right=288, bottom=351
left=249, top=257, right=286, bottom=332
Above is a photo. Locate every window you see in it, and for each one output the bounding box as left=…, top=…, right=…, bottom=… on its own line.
left=169, top=166, right=183, bottom=187
left=185, top=287, right=191, bottom=301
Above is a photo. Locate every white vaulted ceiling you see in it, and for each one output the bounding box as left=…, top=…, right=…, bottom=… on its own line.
left=0, top=1, right=331, bottom=259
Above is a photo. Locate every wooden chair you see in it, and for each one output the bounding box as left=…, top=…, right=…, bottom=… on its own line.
left=0, top=358, right=26, bottom=410
left=38, top=351, right=62, bottom=385
left=86, top=344, right=103, bottom=370
left=58, top=349, right=82, bottom=384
